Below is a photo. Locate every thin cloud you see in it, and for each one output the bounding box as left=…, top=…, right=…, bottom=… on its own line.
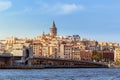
left=4, top=1, right=84, bottom=16
left=8, top=7, right=32, bottom=16
left=53, top=4, right=84, bottom=15
left=37, top=2, right=84, bottom=15
left=0, top=0, right=12, bottom=12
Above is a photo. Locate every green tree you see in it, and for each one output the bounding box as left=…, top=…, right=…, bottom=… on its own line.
left=92, top=50, right=103, bottom=62
left=115, top=61, right=120, bottom=65
left=98, top=51, right=103, bottom=60
left=92, top=55, right=100, bottom=61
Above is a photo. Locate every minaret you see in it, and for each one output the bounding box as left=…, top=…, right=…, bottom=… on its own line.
left=50, top=21, right=57, bottom=38
left=41, top=32, right=45, bottom=39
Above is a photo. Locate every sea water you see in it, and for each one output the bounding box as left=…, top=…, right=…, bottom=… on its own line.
left=0, top=68, right=119, bottom=80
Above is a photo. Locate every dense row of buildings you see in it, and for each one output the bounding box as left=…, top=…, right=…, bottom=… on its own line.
left=0, top=21, right=120, bottom=63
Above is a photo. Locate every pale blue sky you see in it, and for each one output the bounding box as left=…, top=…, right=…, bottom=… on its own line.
left=0, top=0, right=120, bottom=43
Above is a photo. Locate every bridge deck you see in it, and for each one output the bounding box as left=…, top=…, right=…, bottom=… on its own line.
left=32, top=57, right=108, bottom=68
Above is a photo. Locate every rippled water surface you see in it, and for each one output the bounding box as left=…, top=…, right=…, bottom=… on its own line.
left=0, top=68, right=120, bottom=80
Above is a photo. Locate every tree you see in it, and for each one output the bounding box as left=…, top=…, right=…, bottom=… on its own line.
left=92, top=50, right=103, bottom=62
left=98, top=51, right=103, bottom=61
left=115, top=61, right=120, bottom=65
left=92, top=55, right=100, bottom=62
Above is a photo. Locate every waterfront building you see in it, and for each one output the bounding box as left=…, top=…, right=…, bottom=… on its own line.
left=102, top=51, right=114, bottom=62
left=49, top=40, right=60, bottom=58
left=10, top=44, right=24, bottom=56
left=31, top=40, right=42, bottom=57
left=114, top=47, right=120, bottom=62
left=59, top=43, right=81, bottom=60
left=71, top=45, right=81, bottom=60
left=0, top=43, right=6, bottom=53
left=41, top=44, right=50, bottom=57
left=0, top=53, right=13, bottom=66
left=80, top=50, right=92, bottom=61
left=59, top=43, right=72, bottom=59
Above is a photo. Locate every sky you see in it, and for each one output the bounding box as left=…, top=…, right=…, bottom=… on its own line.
left=0, top=0, right=120, bottom=43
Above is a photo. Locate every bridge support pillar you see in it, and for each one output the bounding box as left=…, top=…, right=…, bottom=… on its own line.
left=22, top=46, right=33, bottom=66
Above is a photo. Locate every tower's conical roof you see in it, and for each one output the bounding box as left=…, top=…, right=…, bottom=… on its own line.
left=51, top=21, right=57, bottom=29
